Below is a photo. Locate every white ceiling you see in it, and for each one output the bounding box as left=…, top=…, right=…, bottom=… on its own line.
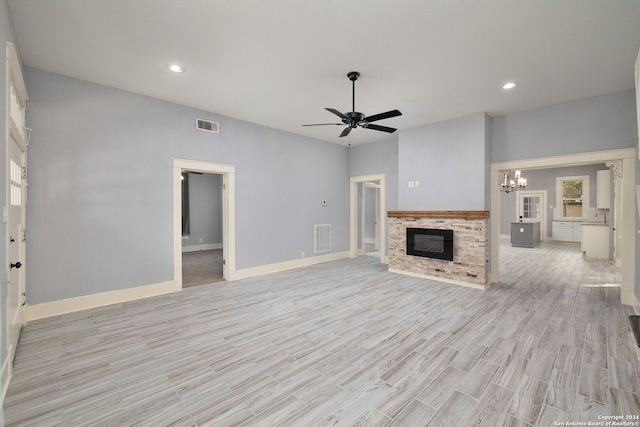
left=7, top=0, right=640, bottom=146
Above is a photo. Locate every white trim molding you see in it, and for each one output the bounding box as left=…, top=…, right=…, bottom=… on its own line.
left=231, top=251, right=350, bottom=281
left=24, top=281, right=175, bottom=322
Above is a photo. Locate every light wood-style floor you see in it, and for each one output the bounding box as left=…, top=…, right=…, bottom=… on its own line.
left=4, top=242, right=639, bottom=426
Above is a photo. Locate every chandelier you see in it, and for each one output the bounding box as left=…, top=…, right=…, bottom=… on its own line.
left=500, top=170, right=527, bottom=193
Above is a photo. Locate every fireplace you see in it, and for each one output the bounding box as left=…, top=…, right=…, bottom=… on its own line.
left=407, top=228, right=454, bottom=261
left=389, top=211, right=489, bottom=288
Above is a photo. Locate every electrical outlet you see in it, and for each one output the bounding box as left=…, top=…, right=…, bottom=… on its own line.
left=301, top=251, right=305, bottom=258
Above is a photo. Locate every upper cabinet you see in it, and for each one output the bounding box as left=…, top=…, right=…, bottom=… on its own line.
left=596, top=169, right=611, bottom=209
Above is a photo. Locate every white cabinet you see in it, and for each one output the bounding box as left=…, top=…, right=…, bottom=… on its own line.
left=552, top=221, right=581, bottom=242
left=573, top=223, right=582, bottom=242
left=582, top=224, right=610, bottom=259
left=597, top=169, right=611, bottom=209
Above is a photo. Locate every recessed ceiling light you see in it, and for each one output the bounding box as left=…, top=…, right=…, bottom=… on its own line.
left=502, top=82, right=516, bottom=90
left=168, top=64, right=184, bottom=73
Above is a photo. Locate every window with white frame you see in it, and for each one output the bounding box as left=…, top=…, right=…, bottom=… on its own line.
left=556, top=175, right=589, bottom=219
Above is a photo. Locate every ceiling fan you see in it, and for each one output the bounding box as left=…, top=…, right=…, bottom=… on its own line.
left=303, top=71, right=402, bottom=138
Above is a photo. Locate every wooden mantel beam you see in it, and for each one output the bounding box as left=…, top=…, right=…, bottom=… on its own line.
left=387, top=210, right=490, bottom=220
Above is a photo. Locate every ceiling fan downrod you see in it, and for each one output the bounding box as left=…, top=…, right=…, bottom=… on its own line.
left=348, top=71, right=360, bottom=113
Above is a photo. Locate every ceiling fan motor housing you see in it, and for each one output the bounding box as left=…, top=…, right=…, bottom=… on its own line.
left=346, top=111, right=365, bottom=126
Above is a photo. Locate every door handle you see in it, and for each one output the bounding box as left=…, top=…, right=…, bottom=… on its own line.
left=10, top=261, right=21, bottom=269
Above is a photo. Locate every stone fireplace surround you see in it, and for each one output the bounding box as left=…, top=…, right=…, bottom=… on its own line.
left=388, top=211, right=490, bottom=289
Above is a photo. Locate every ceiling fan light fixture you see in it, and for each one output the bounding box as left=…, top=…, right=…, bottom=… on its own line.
left=502, top=81, right=517, bottom=90
left=168, top=64, right=185, bottom=73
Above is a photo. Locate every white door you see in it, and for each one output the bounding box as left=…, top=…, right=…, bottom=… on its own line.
left=516, top=191, right=547, bottom=241
left=7, top=135, right=26, bottom=363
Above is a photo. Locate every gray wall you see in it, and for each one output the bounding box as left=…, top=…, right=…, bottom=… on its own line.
left=182, top=173, right=223, bottom=248
left=499, top=164, right=607, bottom=238
left=349, top=137, right=399, bottom=211
left=349, top=137, right=399, bottom=256
left=492, top=90, right=637, bottom=162
left=398, top=113, right=490, bottom=210
left=25, top=67, right=349, bottom=304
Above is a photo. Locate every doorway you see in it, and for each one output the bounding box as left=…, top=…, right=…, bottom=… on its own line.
left=491, top=148, right=636, bottom=305
left=362, top=181, right=381, bottom=257
left=173, top=159, right=236, bottom=290
left=350, top=174, right=386, bottom=263
left=181, top=172, right=224, bottom=287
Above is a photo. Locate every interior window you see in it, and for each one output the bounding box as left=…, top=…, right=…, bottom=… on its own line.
left=556, top=176, right=589, bottom=219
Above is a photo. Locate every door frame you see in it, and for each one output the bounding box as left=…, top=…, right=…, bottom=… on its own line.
left=361, top=181, right=381, bottom=254
left=515, top=190, right=547, bottom=241
left=173, top=159, right=236, bottom=288
left=350, top=174, right=386, bottom=262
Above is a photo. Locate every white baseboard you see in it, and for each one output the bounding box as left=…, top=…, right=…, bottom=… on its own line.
left=182, top=243, right=222, bottom=253
left=25, top=280, right=175, bottom=322
left=230, top=251, right=350, bottom=281
left=364, top=237, right=376, bottom=244
left=388, top=268, right=488, bottom=290
left=500, top=234, right=510, bottom=240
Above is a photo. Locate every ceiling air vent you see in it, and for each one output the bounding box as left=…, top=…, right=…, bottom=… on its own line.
left=196, top=118, right=219, bottom=134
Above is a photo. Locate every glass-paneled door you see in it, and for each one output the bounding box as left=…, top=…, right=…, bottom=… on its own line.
left=516, top=191, right=547, bottom=241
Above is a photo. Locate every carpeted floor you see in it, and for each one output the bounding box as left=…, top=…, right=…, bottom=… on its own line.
left=182, top=249, right=224, bottom=287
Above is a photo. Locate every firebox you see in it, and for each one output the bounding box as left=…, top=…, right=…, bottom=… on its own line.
left=406, top=228, right=454, bottom=261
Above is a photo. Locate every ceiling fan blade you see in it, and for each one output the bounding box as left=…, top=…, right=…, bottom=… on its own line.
left=339, top=126, right=353, bottom=137
left=302, top=123, right=343, bottom=127
left=363, top=109, right=402, bottom=123
left=362, top=123, right=397, bottom=133
left=326, top=108, right=349, bottom=120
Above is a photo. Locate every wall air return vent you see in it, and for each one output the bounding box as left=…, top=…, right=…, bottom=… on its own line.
left=196, top=118, right=219, bottom=133
left=314, top=224, right=331, bottom=254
